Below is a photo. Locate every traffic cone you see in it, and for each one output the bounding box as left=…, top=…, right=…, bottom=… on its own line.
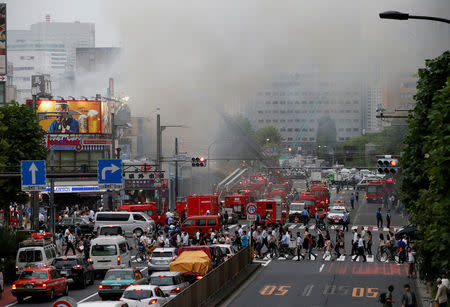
left=295, top=216, right=298, bottom=224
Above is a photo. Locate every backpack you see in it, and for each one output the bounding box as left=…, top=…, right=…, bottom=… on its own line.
left=379, top=292, right=387, bottom=304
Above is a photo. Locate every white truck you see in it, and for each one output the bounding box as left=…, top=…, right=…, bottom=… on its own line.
left=310, top=171, right=322, bottom=183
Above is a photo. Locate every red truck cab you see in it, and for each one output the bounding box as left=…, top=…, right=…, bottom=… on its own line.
left=311, top=184, right=330, bottom=206
left=224, top=194, right=250, bottom=218
left=298, top=192, right=319, bottom=216
left=366, top=180, right=384, bottom=203
left=118, top=202, right=166, bottom=227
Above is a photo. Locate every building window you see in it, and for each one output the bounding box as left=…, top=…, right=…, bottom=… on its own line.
left=339, top=137, right=345, bottom=141
left=295, top=119, right=300, bottom=122
left=280, top=128, right=286, bottom=132
left=309, top=137, right=315, bottom=141
left=294, top=128, right=300, bottom=131
left=345, top=110, right=351, bottom=113
left=258, top=119, right=264, bottom=123
left=302, top=101, right=307, bottom=104
left=273, top=110, right=279, bottom=113
left=346, top=128, right=351, bottom=132
left=287, top=119, right=293, bottom=123
left=273, top=119, right=278, bottom=123
left=353, top=128, right=359, bottom=131
left=280, top=101, right=286, bottom=105
left=280, top=119, right=286, bottom=123
left=338, top=128, right=344, bottom=131
left=295, top=110, right=300, bottom=113
left=281, top=110, right=286, bottom=114
left=265, top=101, right=271, bottom=104
left=287, top=128, right=293, bottom=132
left=273, top=101, right=278, bottom=104
left=295, top=101, right=300, bottom=104
left=265, top=110, right=271, bottom=113
left=258, top=110, right=263, bottom=114
left=265, top=119, right=271, bottom=123
left=287, top=137, right=293, bottom=141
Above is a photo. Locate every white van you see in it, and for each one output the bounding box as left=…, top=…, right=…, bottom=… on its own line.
left=15, top=237, right=58, bottom=278
left=94, top=212, right=154, bottom=236
left=89, top=235, right=131, bottom=273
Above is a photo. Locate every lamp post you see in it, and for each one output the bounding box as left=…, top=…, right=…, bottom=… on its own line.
left=379, top=11, right=450, bottom=24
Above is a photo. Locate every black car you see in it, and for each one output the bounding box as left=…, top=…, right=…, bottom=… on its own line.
left=51, top=255, right=94, bottom=288
left=55, top=217, right=94, bottom=234
left=395, top=224, right=418, bottom=241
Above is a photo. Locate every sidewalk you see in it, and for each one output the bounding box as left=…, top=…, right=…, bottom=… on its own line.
left=414, top=277, right=433, bottom=307
left=0, top=285, right=17, bottom=307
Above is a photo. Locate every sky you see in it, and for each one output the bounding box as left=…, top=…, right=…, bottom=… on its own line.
left=4, top=0, right=450, bottom=157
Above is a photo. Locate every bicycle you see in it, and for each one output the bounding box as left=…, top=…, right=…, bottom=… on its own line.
left=376, top=246, right=400, bottom=263
left=135, top=245, right=147, bottom=263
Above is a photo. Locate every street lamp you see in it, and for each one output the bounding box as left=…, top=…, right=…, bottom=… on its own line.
left=379, top=11, right=450, bottom=24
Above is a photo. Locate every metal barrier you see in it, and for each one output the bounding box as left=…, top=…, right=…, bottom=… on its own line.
left=164, top=246, right=251, bottom=307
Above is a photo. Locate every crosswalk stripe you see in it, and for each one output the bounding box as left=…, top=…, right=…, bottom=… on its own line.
left=373, top=227, right=378, bottom=231
left=367, top=255, right=375, bottom=263
left=309, top=225, right=316, bottom=230
left=289, top=224, right=297, bottom=230
left=337, top=255, right=346, bottom=261
left=383, top=227, right=390, bottom=232
left=364, top=226, right=369, bottom=231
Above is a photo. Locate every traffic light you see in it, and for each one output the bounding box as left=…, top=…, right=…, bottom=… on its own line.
left=191, top=157, right=207, bottom=167
left=377, top=158, right=399, bottom=174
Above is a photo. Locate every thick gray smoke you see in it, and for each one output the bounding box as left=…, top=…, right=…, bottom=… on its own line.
left=102, top=0, right=449, bottom=156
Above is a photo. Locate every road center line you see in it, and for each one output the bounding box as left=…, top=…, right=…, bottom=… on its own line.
left=78, top=292, right=99, bottom=303
left=319, top=264, right=325, bottom=272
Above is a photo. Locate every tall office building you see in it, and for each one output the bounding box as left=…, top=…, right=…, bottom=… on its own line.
left=8, top=16, right=95, bottom=102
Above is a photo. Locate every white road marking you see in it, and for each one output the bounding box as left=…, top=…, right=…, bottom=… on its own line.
left=262, top=259, right=272, bottom=267
left=364, top=226, right=369, bottom=231
left=140, top=267, right=148, bottom=272
left=367, top=255, right=375, bottom=262
left=351, top=226, right=358, bottom=230
left=319, top=264, right=325, bottom=272
left=337, top=255, right=346, bottom=261
left=383, top=227, right=390, bottom=232
left=302, top=284, right=314, bottom=296
left=309, top=225, right=316, bottom=230
left=373, top=227, right=379, bottom=231
left=78, top=292, right=99, bottom=303
left=289, top=224, right=296, bottom=230
left=298, top=225, right=306, bottom=229
left=6, top=296, right=31, bottom=306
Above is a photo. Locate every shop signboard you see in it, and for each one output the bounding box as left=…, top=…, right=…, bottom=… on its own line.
left=42, top=134, right=111, bottom=151
left=29, top=99, right=113, bottom=134
left=0, top=4, right=6, bottom=75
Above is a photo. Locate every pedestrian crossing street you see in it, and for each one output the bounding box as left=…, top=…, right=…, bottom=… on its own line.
left=285, top=223, right=401, bottom=233
left=253, top=254, right=376, bottom=265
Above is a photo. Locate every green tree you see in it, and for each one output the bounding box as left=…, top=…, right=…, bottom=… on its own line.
left=0, top=102, right=47, bottom=225
left=235, top=115, right=256, bottom=141
left=256, top=126, right=281, bottom=148
left=400, top=51, right=450, bottom=281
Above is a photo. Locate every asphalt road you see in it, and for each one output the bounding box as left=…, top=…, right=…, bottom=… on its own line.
left=226, top=186, right=411, bottom=307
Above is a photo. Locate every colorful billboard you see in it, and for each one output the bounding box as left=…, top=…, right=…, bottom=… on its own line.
left=0, top=3, right=5, bottom=75
left=34, top=100, right=112, bottom=134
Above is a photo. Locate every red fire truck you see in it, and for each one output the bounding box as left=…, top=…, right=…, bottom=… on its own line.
left=366, top=180, right=384, bottom=203
left=311, top=184, right=330, bottom=206
left=255, top=199, right=287, bottom=225
left=224, top=194, right=252, bottom=218
left=176, top=195, right=220, bottom=221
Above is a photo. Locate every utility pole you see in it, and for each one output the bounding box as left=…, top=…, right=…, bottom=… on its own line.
left=49, top=148, right=55, bottom=234
left=31, top=94, right=40, bottom=231
left=156, top=113, right=161, bottom=170
left=175, top=137, right=178, bottom=202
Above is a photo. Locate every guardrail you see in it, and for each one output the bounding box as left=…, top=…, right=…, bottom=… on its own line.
left=164, top=246, right=251, bottom=307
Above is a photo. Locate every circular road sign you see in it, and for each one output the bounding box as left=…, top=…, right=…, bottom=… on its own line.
left=154, top=177, right=161, bottom=184
left=247, top=203, right=257, bottom=215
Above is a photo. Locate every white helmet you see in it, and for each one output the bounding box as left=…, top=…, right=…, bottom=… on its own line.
left=170, top=225, right=175, bottom=229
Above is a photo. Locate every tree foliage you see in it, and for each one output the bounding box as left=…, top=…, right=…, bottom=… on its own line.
left=400, top=51, right=450, bottom=281
left=316, top=116, right=337, bottom=148
left=255, top=126, right=281, bottom=148
left=0, top=102, right=47, bottom=224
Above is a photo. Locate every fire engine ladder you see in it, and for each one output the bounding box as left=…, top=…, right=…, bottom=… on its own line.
left=217, top=168, right=242, bottom=191
left=217, top=168, right=248, bottom=199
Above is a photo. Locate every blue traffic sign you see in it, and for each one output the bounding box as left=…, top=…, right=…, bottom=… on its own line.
left=98, top=159, right=123, bottom=188
left=21, top=160, right=46, bottom=191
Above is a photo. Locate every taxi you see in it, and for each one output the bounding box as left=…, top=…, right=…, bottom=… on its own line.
left=98, top=268, right=147, bottom=300
left=12, top=267, right=69, bottom=303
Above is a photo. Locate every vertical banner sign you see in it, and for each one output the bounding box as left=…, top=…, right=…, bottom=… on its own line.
left=0, top=3, right=6, bottom=106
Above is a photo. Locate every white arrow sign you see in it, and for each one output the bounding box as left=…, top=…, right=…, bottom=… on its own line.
left=101, top=164, right=120, bottom=180
left=29, top=163, right=38, bottom=184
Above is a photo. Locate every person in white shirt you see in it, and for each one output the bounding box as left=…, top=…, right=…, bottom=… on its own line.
left=182, top=232, right=189, bottom=246
left=196, top=231, right=200, bottom=242
left=164, top=237, right=170, bottom=247
left=237, top=225, right=243, bottom=237
left=352, top=234, right=367, bottom=262
left=89, top=209, right=95, bottom=221
left=441, top=273, right=449, bottom=288
left=140, top=233, right=149, bottom=246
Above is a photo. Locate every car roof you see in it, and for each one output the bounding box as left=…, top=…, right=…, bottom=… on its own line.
left=92, top=236, right=127, bottom=243
left=150, top=271, right=180, bottom=277
left=152, top=247, right=176, bottom=252
left=106, top=268, right=134, bottom=273
left=329, top=206, right=346, bottom=210
left=78, top=302, right=128, bottom=307
left=211, top=244, right=231, bottom=248
left=125, top=285, right=160, bottom=291
left=54, top=255, right=83, bottom=260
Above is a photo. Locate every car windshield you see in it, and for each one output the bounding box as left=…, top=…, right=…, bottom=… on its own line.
left=104, top=270, right=134, bottom=281
left=18, top=250, right=43, bottom=263
left=150, top=276, right=175, bottom=286
left=20, top=270, right=47, bottom=279
left=123, top=289, right=154, bottom=300
left=152, top=252, right=173, bottom=258
left=100, top=227, right=122, bottom=235
left=92, top=244, right=117, bottom=256
left=52, top=259, right=77, bottom=268
left=290, top=204, right=304, bottom=211
left=330, top=209, right=344, bottom=214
